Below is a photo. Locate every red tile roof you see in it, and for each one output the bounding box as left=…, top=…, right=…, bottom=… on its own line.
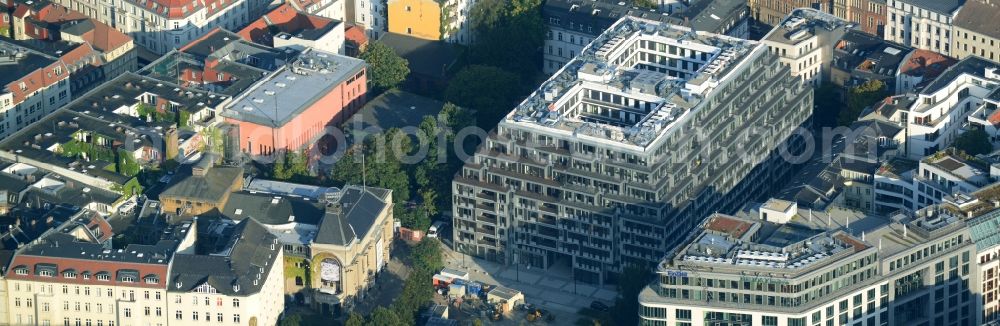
left=237, top=3, right=336, bottom=47
left=704, top=214, right=754, bottom=238
left=345, top=24, right=368, bottom=47
left=900, top=49, right=957, bottom=79
left=74, top=19, right=132, bottom=52
left=6, top=60, right=69, bottom=106
left=35, top=3, right=87, bottom=24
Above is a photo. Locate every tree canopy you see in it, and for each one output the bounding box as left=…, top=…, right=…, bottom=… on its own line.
left=840, top=79, right=887, bottom=126
left=445, top=65, right=521, bottom=128
left=611, top=265, right=650, bottom=326
left=954, top=129, right=993, bottom=156
left=360, top=41, right=410, bottom=92
left=468, top=0, right=544, bottom=78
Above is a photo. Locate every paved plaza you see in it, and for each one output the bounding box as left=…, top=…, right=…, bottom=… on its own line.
left=441, top=247, right=618, bottom=315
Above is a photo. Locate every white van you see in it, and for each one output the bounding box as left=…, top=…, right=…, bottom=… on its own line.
left=428, top=221, right=445, bottom=238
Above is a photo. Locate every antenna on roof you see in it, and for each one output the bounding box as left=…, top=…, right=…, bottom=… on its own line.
left=361, top=144, right=367, bottom=191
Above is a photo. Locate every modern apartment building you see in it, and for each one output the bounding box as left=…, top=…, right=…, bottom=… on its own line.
left=884, top=0, right=963, bottom=57
left=542, top=0, right=749, bottom=75
left=902, top=56, right=1000, bottom=159
left=639, top=198, right=981, bottom=326
left=950, top=0, right=1000, bottom=62
left=452, top=16, right=812, bottom=284
left=48, top=0, right=271, bottom=55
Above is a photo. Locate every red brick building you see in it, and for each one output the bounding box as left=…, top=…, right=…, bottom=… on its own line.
left=224, top=48, right=367, bottom=156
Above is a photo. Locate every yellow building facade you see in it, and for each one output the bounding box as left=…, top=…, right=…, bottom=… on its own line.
left=387, top=0, right=443, bottom=40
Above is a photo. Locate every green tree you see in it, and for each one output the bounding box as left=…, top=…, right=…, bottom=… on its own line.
left=469, top=0, right=544, bottom=78
left=812, top=83, right=843, bottom=129
left=278, top=314, right=302, bottom=326
left=634, top=0, right=658, bottom=9
left=445, top=65, right=521, bottom=128
left=345, top=312, right=364, bottom=326
left=954, top=129, right=993, bottom=156
left=611, top=265, right=650, bottom=326
left=329, top=130, right=412, bottom=202
left=840, top=80, right=887, bottom=126
left=272, top=153, right=292, bottom=180
left=359, top=41, right=410, bottom=92
left=366, top=307, right=403, bottom=326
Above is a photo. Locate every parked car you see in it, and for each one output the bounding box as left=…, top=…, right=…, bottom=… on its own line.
left=590, top=301, right=610, bottom=312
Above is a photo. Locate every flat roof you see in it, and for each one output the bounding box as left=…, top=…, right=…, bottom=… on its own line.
left=223, top=49, right=365, bottom=127
left=506, top=15, right=757, bottom=150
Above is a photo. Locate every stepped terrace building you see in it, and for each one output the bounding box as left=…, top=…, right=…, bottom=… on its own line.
left=639, top=198, right=981, bottom=326
left=451, top=16, right=813, bottom=284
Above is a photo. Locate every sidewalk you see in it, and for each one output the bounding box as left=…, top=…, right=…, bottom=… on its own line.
left=441, top=247, right=617, bottom=315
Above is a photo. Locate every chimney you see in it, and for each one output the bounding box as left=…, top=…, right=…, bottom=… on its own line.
left=164, top=126, right=178, bottom=161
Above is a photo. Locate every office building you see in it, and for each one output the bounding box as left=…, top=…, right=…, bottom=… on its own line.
left=639, top=198, right=981, bottom=326
left=452, top=15, right=812, bottom=284
left=884, top=0, right=963, bottom=57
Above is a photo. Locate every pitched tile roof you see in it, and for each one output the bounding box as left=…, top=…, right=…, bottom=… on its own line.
left=237, top=3, right=337, bottom=47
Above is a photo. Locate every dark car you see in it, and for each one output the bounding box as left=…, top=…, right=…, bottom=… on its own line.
left=590, top=301, right=610, bottom=312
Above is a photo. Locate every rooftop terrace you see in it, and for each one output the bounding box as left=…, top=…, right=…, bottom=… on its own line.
left=763, top=8, right=851, bottom=46
left=508, top=16, right=756, bottom=149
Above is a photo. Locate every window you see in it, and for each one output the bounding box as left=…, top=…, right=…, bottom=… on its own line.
left=96, top=273, right=110, bottom=281
left=217, top=313, right=223, bottom=322
left=233, top=299, right=240, bottom=307
left=123, top=308, right=131, bottom=318
left=233, top=315, right=240, bottom=323
left=192, top=312, right=198, bottom=320
left=175, top=311, right=182, bottom=320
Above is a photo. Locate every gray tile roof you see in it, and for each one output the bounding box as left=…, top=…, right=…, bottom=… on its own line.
left=954, top=0, right=1000, bottom=39
left=220, top=191, right=325, bottom=225
left=314, top=186, right=390, bottom=246
left=922, top=56, right=999, bottom=95
left=899, top=0, right=964, bottom=14
left=168, top=218, right=280, bottom=295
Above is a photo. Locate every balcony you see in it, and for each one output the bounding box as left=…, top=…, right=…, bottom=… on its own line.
left=476, top=214, right=498, bottom=225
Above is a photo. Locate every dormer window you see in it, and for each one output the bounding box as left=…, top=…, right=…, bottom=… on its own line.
left=39, top=270, right=53, bottom=277
left=14, top=267, right=27, bottom=275
left=96, top=273, right=110, bottom=281
left=63, top=271, right=76, bottom=278
left=121, top=276, right=135, bottom=283
left=144, top=276, right=159, bottom=284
